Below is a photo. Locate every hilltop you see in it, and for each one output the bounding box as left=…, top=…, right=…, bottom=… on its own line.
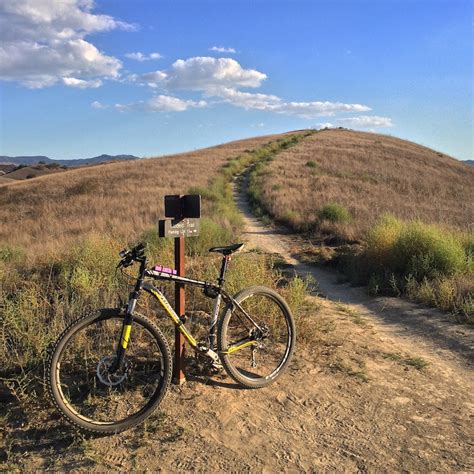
left=249, top=128, right=473, bottom=240
left=243, top=128, right=472, bottom=317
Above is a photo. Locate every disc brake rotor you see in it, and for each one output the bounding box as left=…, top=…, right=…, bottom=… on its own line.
left=96, top=356, right=130, bottom=387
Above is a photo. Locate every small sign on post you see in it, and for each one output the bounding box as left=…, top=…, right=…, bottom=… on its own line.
left=158, top=194, right=201, bottom=385
left=158, top=218, right=200, bottom=238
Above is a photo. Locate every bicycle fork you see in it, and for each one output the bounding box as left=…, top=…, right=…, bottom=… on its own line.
left=111, top=259, right=146, bottom=374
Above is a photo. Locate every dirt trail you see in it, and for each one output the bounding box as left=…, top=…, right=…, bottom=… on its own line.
left=2, top=177, right=473, bottom=472
left=234, top=174, right=474, bottom=371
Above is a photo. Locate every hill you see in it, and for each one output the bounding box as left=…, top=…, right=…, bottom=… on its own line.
left=244, top=128, right=472, bottom=318
left=249, top=128, right=473, bottom=240
left=0, top=154, right=139, bottom=167
left=0, top=163, right=68, bottom=181
left=465, top=160, right=474, bottom=166
left=0, top=133, right=285, bottom=257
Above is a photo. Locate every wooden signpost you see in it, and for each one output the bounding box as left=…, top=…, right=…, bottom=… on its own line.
left=158, top=194, right=201, bottom=385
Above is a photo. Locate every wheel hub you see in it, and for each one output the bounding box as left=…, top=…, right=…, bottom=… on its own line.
left=251, top=323, right=270, bottom=341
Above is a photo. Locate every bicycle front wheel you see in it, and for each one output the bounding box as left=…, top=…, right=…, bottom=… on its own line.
left=218, top=286, right=295, bottom=388
left=48, top=309, right=172, bottom=434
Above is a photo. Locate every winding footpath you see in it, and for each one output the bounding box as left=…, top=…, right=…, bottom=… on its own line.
left=234, top=173, right=474, bottom=371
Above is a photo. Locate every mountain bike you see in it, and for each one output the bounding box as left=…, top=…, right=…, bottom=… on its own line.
left=48, top=242, right=296, bottom=434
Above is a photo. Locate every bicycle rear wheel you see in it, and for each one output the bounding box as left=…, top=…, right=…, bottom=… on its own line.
left=218, top=286, right=295, bottom=388
left=48, top=309, right=172, bottom=434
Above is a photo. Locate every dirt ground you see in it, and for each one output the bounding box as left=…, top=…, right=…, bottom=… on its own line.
left=0, top=177, right=472, bottom=472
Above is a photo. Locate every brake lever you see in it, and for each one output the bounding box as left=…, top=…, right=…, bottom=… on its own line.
left=119, top=248, right=129, bottom=258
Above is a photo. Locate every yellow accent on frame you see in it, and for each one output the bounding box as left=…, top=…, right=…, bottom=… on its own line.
left=224, top=340, right=256, bottom=355
left=121, top=324, right=132, bottom=349
left=148, top=288, right=198, bottom=348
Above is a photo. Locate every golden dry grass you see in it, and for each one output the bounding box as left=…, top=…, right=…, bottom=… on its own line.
left=255, top=129, right=474, bottom=240
left=0, top=133, right=282, bottom=258
left=1, top=165, right=66, bottom=181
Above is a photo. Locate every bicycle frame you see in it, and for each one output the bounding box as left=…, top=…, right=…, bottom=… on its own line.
left=112, top=258, right=263, bottom=372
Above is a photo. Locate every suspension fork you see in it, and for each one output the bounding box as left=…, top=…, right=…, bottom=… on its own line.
left=110, top=258, right=146, bottom=373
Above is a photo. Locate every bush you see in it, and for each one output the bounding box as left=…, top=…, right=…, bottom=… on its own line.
left=58, top=233, right=122, bottom=301
left=306, top=160, right=317, bottom=168
left=365, top=216, right=468, bottom=278
left=318, top=203, right=351, bottom=223
left=365, top=215, right=404, bottom=269
left=391, top=221, right=466, bottom=280
left=346, top=215, right=473, bottom=319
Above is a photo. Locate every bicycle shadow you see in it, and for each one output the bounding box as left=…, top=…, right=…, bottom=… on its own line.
left=186, top=373, right=249, bottom=390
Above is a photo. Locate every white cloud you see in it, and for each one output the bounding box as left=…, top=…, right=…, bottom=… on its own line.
left=0, top=0, right=133, bottom=88
left=337, top=115, right=394, bottom=128
left=114, top=95, right=207, bottom=113
left=147, top=95, right=207, bottom=112
left=127, top=57, right=373, bottom=118
left=125, top=52, right=162, bottom=62
left=210, top=46, right=237, bottom=53
left=128, top=57, right=372, bottom=118
left=212, top=88, right=281, bottom=110
left=212, top=87, right=371, bottom=118
left=280, top=101, right=369, bottom=116
left=315, top=123, right=335, bottom=129
left=131, top=57, right=267, bottom=91
left=91, top=100, right=106, bottom=109
left=63, top=77, right=102, bottom=88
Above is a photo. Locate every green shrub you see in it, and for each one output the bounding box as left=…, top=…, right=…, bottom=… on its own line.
left=58, top=233, right=122, bottom=302
left=365, top=215, right=404, bottom=268
left=344, top=215, right=473, bottom=320
left=318, top=203, right=351, bottom=223
left=391, top=221, right=466, bottom=280
left=306, top=160, right=317, bottom=168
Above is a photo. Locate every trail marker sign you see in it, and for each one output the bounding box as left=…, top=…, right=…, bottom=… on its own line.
left=158, top=217, right=200, bottom=238
left=158, top=194, right=201, bottom=385
left=164, top=194, right=201, bottom=219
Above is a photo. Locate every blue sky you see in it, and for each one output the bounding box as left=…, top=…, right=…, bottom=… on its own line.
left=0, top=0, right=472, bottom=160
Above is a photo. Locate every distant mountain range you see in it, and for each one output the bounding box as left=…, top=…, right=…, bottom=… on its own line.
left=465, top=160, right=474, bottom=166
left=0, top=154, right=140, bottom=167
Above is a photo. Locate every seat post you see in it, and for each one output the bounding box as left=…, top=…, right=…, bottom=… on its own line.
left=218, top=255, right=230, bottom=288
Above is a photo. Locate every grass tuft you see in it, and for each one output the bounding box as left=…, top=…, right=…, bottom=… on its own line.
left=318, top=203, right=352, bottom=224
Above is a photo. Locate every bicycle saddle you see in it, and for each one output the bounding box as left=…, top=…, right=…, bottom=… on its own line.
left=209, top=243, right=244, bottom=255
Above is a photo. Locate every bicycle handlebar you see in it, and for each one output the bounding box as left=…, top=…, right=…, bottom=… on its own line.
left=118, top=243, right=146, bottom=268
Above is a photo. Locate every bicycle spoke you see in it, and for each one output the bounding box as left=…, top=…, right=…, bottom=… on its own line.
left=56, top=316, right=165, bottom=425
left=220, top=288, right=295, bottom=387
